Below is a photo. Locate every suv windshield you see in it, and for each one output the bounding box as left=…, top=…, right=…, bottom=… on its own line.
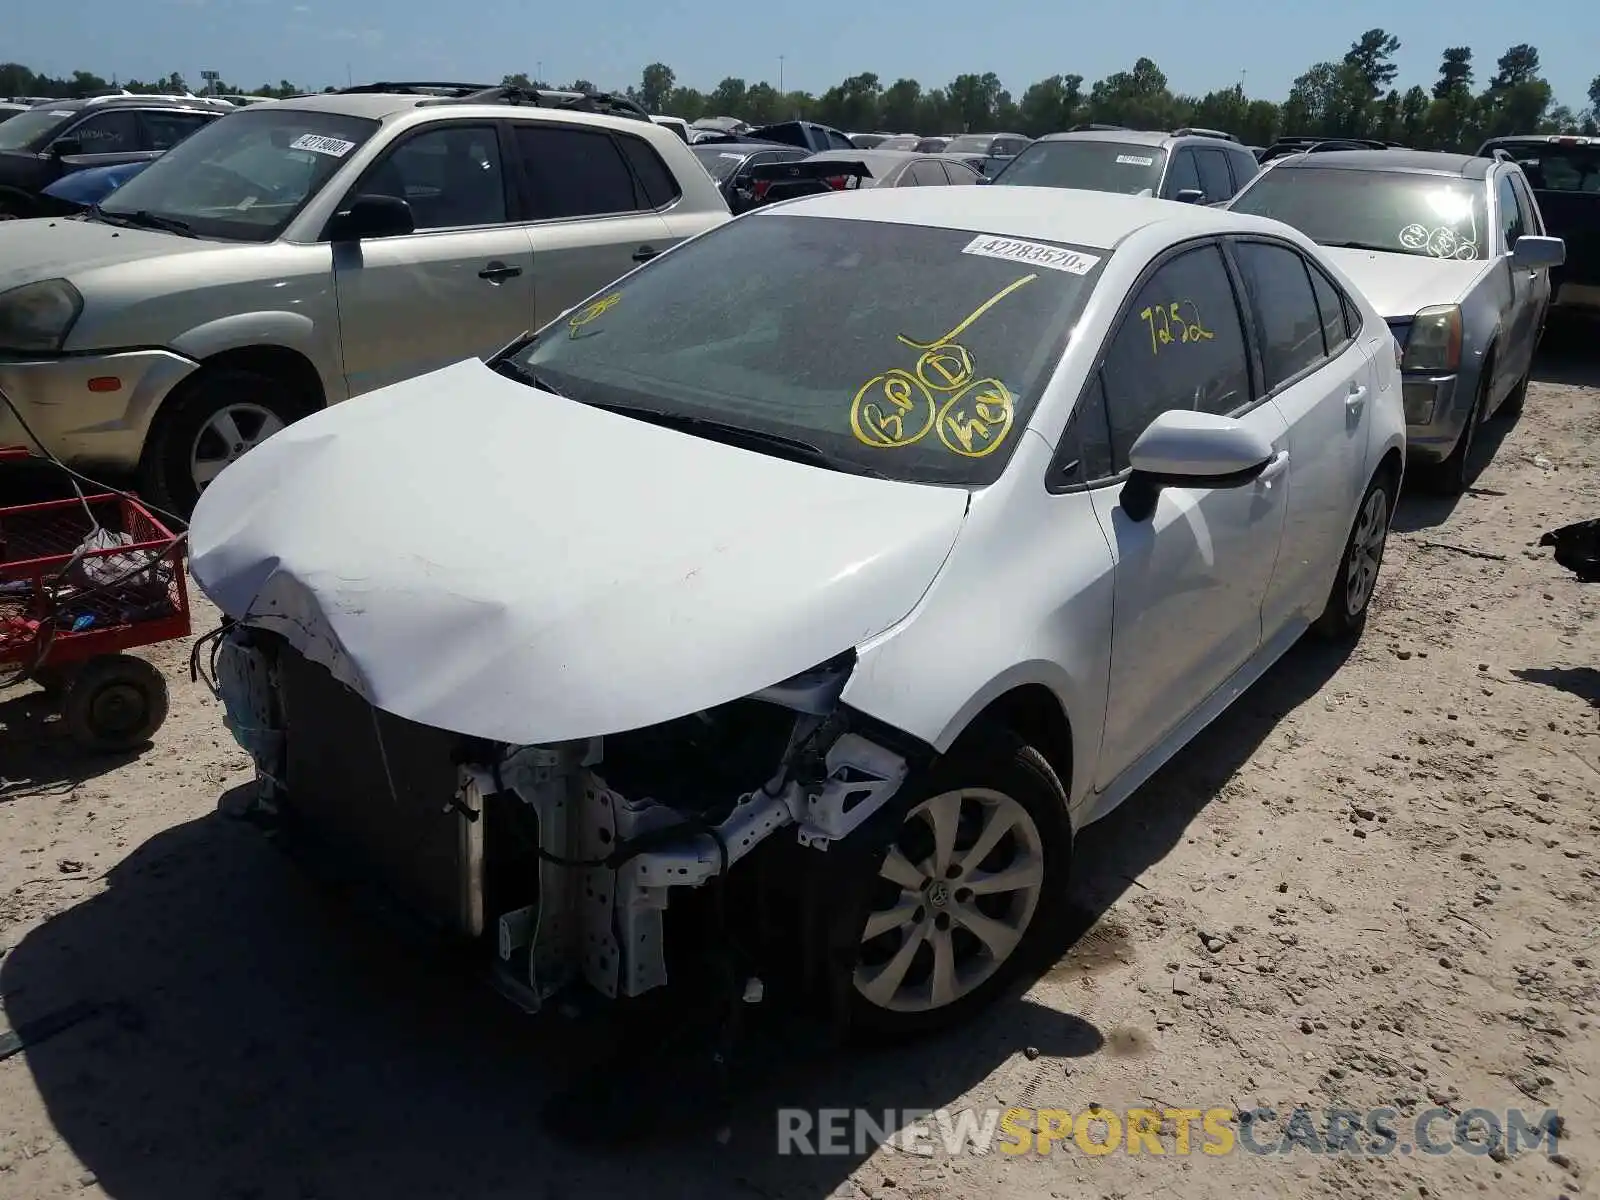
left=500, top=213, right=1106, bottom=486
left=1493, top=142, right=1600, bottom=194
left=1230, top=166, right=1491, bottom=260
left=98, top=107, right=379, bottom=242
left=0, top=106, right=76, bottom=152
left=993, top=141, right=1168, bottom=194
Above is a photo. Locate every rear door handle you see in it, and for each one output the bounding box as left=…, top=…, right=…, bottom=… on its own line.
left=632, top=246, right=658, bottom=263
left=478, top=262, right=522, bottom=282
left=1346, top=383, right=1367, bottom=415
left=1257, top=449, right=1290, bottom=485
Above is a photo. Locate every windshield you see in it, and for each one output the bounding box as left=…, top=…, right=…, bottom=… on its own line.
left=1494, top=143, right=1600, bottom=194
left=500, top=213, right=1105, bottom=486
left=98, top=107, right=379, bottom=241
left=945, top=135, right=994, bottom=155
left=993, top=141, right=1168, bottom=194
left=0, top=106, right=75, bottom=152
left=691, top=146, right=751, bottom=182
left=1230, top=166, right=1490, bottom=260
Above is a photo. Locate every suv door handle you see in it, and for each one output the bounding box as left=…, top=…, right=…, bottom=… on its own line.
left=632, top=246, right=658, bottom=263
left=1346, top=383, right=1367, bottom=414
left=478, top=262, right=522, bottom=282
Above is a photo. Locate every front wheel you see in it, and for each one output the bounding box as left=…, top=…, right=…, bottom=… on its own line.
left=139, top=367, right=302, bottom=517
left=1314, top=469, right=1394, bottom=639
left=844, top=733, right=1071, bottom=1039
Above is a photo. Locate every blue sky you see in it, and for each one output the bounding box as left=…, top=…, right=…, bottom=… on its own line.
left=10, top=0, right=1598, bottom=111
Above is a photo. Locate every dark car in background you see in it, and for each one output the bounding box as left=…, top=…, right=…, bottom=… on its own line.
left=992, top=126, right=1258, bottom=204
left=743, top=148, right=985, bottom=205
left=0, top=101, right=30, bottom=125
left=1478, top=134, right=1600, bottom=320
left=691, top=140, right=809, bottom=212
left=941, top=131, right=1031, bottom=176
left=913, top=136, right=950, bottom=153
left=0, top=93, right=232, bottom=217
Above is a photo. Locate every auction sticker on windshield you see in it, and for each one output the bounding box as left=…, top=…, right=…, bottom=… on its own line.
left=962, top=235, right=1100, bottom=275
left=289, top=134, right=357, bottom=158
left=1116, top=154, right=1155, bottom=166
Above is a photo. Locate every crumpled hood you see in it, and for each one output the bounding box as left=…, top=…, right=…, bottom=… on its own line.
left=189, top=359, right=971, bottom=744
left=1320, top=247, right=1488, bottom=319
left=0, top=216, right=206, bottom=293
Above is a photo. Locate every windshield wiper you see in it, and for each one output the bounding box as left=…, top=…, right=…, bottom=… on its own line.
left=100, top=209, right=195, bottom=237
left=492, top=358, right=570, bottom=398
left=590, top=401, right=886, bottom=478
left=1318, top=239, right=1403, bottom=254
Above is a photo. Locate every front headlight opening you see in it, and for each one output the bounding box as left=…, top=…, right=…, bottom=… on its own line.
left=1400, top=305, right=1462, bottom=373
left=0, top=278, right=84, bottom=353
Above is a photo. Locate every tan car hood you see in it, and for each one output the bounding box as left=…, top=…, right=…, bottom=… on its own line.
left=0, top=216, right=210, bottom=292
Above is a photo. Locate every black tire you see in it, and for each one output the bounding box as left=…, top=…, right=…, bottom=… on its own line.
left=841, top=730, right=1072, bottom=1040
left=1422, top=360, right=1491, bottom=496
left=62, top=653, right=170, bottom=754
left=139, top=367, right=306, bottom=517
left=1313, top=466, right=1395, bottom=640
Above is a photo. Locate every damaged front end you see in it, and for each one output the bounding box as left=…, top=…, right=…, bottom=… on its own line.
left=206, top=624, right=923, bottom=1012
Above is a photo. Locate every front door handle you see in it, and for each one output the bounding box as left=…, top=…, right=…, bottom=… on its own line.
left=632, top=245, right=658, bottom=263
left=1257, top=449, right=1290, bottom=485
left=1346, top=383, right=1367, bottom=415
left=478, top=262, right=522, bottom=282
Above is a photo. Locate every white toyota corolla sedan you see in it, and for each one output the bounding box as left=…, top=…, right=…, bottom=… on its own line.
left=189, top=186, right=1405, bottom=1039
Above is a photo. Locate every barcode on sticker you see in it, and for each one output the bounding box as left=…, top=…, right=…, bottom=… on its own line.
left=289, top=133, right=357, bottom=158
left=1115, top=154, right=1154, bottom=166
left=961, top=235, right=1101, bottom=275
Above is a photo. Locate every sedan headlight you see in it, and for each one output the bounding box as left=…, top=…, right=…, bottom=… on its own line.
left=1400, top=304, right=1462, bottom=373
left=0, top=279, right=84, bottom=353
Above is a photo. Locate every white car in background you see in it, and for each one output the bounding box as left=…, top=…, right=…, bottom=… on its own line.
left=190, top=187, right=1405, bottom=1037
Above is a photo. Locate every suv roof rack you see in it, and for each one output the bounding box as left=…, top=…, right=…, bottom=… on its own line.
left=1259, top=137, right=1390, bottom=162
left=415, top=84, right=652, bottom=122
left=1172, top=126, right=1240, bottom=143
left=332, top=81, right=495, bottom=96
left=1067, top=123, right=1128, bottom=132
left=81, top=92, right=234, bottom=110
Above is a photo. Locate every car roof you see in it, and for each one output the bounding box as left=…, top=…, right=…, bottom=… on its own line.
left=692, top=141, right=797, bottom=155
left=1267, top=148, right=1494, bottom=179
left=264, top=91, right=665, bottom=137
left=762, top=184, right=1284, bottom=250
left=1035, top=128, right=1173, bottom=148
left=808, top=148, right=921, bottom=165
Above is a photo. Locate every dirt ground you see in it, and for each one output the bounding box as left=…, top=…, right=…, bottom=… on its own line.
left=0, top=331, right=1595, bottom=1200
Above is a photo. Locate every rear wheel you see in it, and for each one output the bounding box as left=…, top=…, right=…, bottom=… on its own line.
left=1314, top=468, right=1395, bottom=639
left=843, top=733, right=1071, bottom=1039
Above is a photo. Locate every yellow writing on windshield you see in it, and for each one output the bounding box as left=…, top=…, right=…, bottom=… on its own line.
left=896, top=274, right=1038, bottom=351
left=567, top=292, right=621, bottom=339
left=852, top=370, right=937, bottom=447
left=938, top=379, right=1014, bottom=458
left=1140, top=300, right=1214, bottom=355
left=850, top=273, right=1036, bottom=454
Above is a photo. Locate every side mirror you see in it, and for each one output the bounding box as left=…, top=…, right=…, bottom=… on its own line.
left=1174, top=188, right=1205, bottom=205
left=50, top=137, right=84, bottom=159
left=328, top=193, right=415, bottom=241
left=1511, top=234, right=1565, bottom=271
left=1121, top=410, right=1279, bottom=522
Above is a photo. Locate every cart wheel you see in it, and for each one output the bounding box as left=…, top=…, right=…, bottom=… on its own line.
left=62, top=654, right=170, bottom=754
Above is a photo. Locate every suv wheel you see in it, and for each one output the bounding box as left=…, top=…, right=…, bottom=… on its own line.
left=140, top=367, right=303, bottom=516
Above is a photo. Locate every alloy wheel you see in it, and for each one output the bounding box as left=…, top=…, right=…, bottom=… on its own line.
left=1344, top=486, right=1390, bottom=617
left=854, top=788, right=1046, bottom=1013
left=190, top=403, right=287, bottom=491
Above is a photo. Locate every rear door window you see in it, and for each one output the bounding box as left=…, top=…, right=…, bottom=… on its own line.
left=615, top=132, right=680, bottom=208
left=1163, top=149, right=1200, bottom=197
left=515, top=124, right=642, bottom=219
left=1231, top=240, right=1329, bottom=389
left=1195, top=148, right=1234, bottom=201
left=141, top=110, right=213, bottom=152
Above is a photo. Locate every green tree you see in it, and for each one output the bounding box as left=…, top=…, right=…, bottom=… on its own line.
left=816, top=72, right=883, bottom=131
left=1343, top=29, right=1401, bottom=96
left=707, top=77, right=749, bottom=115
left=639, top=62, right=675, bottom=113
left=946, top=72, right=1003, bottom=132
left=880, top=78, right=923, bottom=132
left=1479, top=44, right=1551, bottom=139
left=742, top=82, right=782, bottom=124
left=1018, top=73, right=1083, bottom=138
left=1433, top=47, right=1473, bottom=99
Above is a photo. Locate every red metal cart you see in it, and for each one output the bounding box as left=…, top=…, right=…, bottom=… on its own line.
left=0, top=448, right=189, bottom=752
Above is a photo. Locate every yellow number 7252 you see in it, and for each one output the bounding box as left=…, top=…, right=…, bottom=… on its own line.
left=1140, top=301, right=1215, bottom=356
